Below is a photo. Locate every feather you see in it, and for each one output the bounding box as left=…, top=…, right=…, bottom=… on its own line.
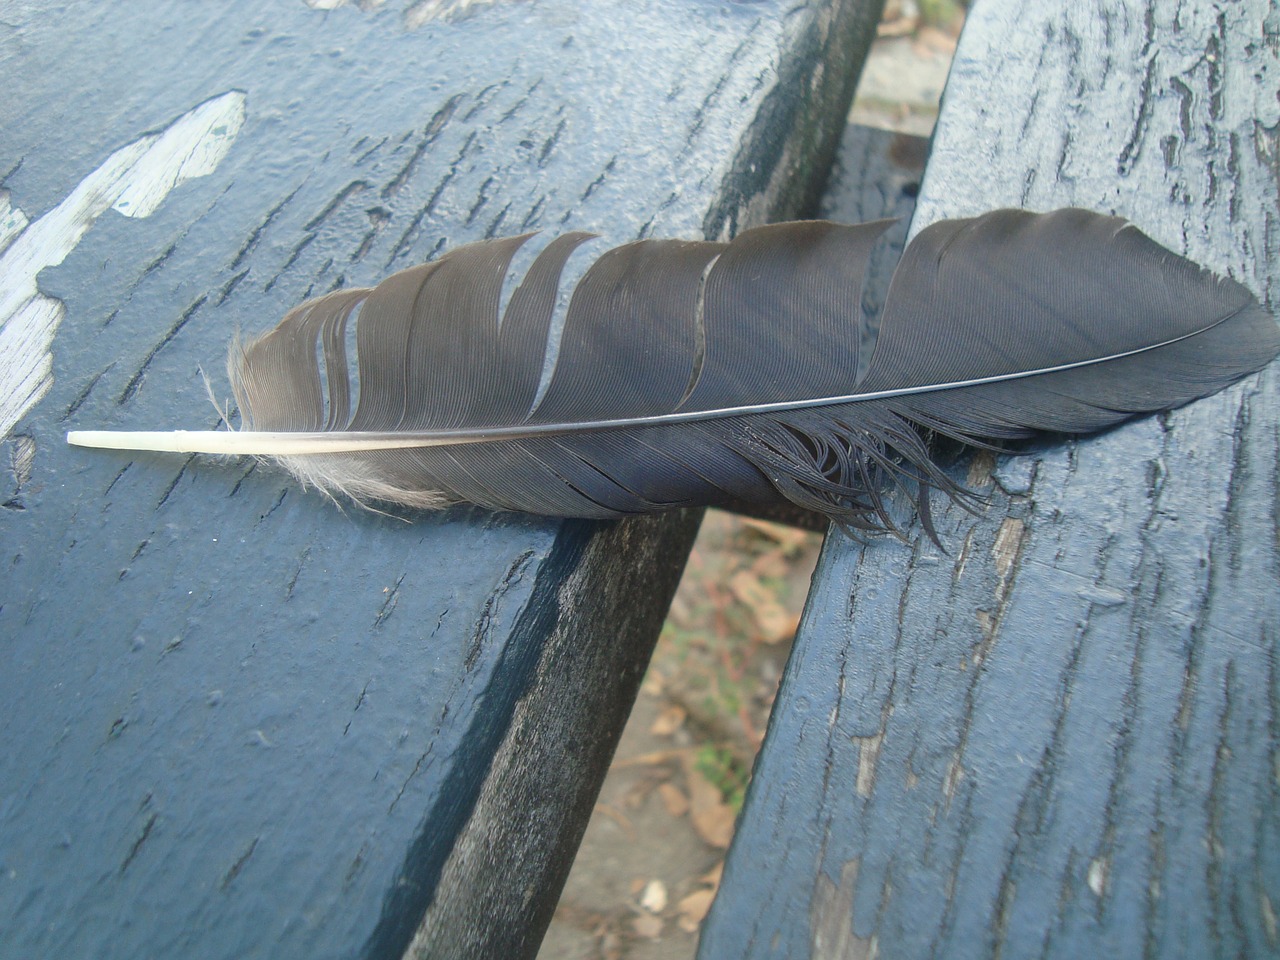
left=68, top=208, right=1279, bottom=531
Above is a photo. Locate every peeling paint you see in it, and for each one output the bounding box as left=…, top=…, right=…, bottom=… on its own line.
left=0, top=91, right=245, bottom=443
left=942, top=753, right=965, bottom=804
left=1261, top=888, right=1278, bottom=947
left=992, top=517, right=1026, bottom=581
left=405, top=0, right=510, bottom=28
left=1086, top=856, right=1109, bottom=897
left=965, top=449, right=996, bottom=487
left=810, top=858, right=878, bottom=960
left=852, top=730, right=884, bottom=798
left=972, top=516, right=1028, bottom=662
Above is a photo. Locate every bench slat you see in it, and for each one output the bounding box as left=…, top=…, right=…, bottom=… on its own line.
left=703, top=1, right=1279, bottom=957
left=0, top=2, right=884, bottom=956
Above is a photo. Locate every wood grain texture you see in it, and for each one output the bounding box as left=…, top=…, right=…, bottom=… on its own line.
left=702, top=1, right=1280, bottom=958
left=0, top=2, right=882, bottom=957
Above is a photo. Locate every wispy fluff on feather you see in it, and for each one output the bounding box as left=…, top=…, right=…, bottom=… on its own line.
left=69, top=208, right=1280, bottom=531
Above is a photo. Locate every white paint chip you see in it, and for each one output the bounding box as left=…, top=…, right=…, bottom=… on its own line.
left=1087, top=856, right=1109, bottom=897
left=0, top=91, right=246, bottom=444
left=111, top=95, right=246, bottom=218
left=853, top=730, right=884, bottom=798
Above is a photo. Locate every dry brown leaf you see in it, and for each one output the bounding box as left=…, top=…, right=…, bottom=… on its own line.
left=611, top=747, right=696, bottom=770
left=683, top=759, right=736, bottom=848
left=631, top=913, right=664, bottom=940
left=657, top=781, right=690, bottom=817
left=728, top=570, right=795, bottom=644
left=623, top=786, right=647, bottom=811
left=749, top=549, right=790, bottom=580
left=676, top=889, right=716, bottom=932
left=758, top=605, right=800, bottom=645
left=737, top=516, right=812, bottom=550
left=728, top=568, right=769, bottom=608
left=877, top=16, right=918, bottom=38
left=915, top=24, right=958, bottom=54
left=649, top=703, right=687, bottom=737
left=593, top=803, right=636, bottom=841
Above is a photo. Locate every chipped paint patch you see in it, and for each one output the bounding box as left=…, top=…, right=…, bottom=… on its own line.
left=111, top=95, right=245, bottom=218
left=811, top=858, right=878, bottom=960
left=1086, top=856, right=1109, bottom=897
left=973, top=517, right=1029, bottom=663
left=853, top=730, right=884, bottom=798
left=0, top=91, right=245, bottom=443
left=992, top=517, right=1026, bottom=581
left=304, top=0, right=387, bottom=8
left=965, top=448, right=996, bottom=487
left=405, top=0, right=512, bottom=28
left=952, top=526, right=974, bottom=582
left=1261, top=888, right=1278, bottom=947
left=941, top=753, right=965, bottom=803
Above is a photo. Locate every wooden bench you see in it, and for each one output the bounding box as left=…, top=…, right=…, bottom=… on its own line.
left=0, top=1, right=880, bottom=957
left=703, top=2, right=1280, bottom=958
left=2, top=1, right=1275, bottom=959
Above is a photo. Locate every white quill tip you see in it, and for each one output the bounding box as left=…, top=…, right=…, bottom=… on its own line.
left=66, top=430, right=448, bottom=455
left=68, top=430, right=274, bottom=454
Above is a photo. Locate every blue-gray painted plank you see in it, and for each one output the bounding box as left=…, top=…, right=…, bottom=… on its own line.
left=702, top=1, right=1280, bottom=957
left=0, top=1, right=883, bottom=957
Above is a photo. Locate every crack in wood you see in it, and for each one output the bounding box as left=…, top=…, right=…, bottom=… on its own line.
left=154, top=456, right=195, bottom=511
left=119, top=294, right=208, bottom=404
left=303, top=179, right=371, bottom=232
left=285, top=545, right=311, bottom=600
left=351, top=133, right=381, bottom=160
left=1118, top=53, right=1159, bottom=175
left=386, top=130, right=477, bottom=265
left=461, top=83, right=504, bottom=124
left=374, top=572, right=407, bottom=629
left=227, top=461, right=257, bottom=498
left=579, top=157, right=616, bottom=203
left=343, top=680, right=371, bottom=736
left=518, top=196, right=547, bottom=232
left=119, top=812, right=158, bottom=876
left=231, top=183, right=303, bottom=271
left=253, top=487, right=288, bottom=525
left=483, top=202, right=511, bottom=239
left=465, top=175, right=494, bottom=224
left=465, top=548, right=534, bottom=669
left=216, top=268, right=250, bottom=305
left=220, top=837, right=259, bottom=889
left=537, top=117, right=566, bottom=168
left=264, top=234, right=315, bottom=292
left=344, top=841, right=369, bottom=887
left=139, top=241, right=178, bottom=281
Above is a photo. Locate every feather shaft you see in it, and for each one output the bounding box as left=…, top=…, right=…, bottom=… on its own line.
left=68, top=309, right=1255, bottom=457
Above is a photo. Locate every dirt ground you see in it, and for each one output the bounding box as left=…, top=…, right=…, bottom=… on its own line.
left=538, top=6, right=963, bottom=957
left=539, top=512, right=820, bottom=960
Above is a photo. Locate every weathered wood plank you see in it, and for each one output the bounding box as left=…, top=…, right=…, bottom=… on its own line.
left=0, top=2, right=883, bottom=957
left=702, top=1, right=1279, bottom=958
